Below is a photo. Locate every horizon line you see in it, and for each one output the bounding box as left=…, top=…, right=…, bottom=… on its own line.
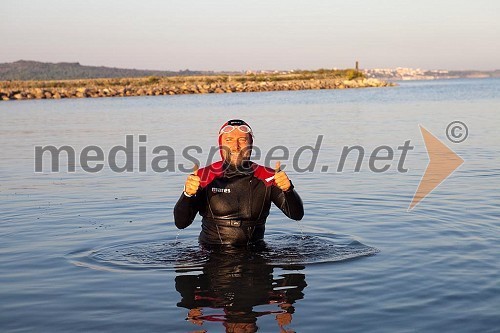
left=2, top=59, right=499, bottom=73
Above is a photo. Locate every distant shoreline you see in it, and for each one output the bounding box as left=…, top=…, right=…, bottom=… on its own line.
left=364, top=68, right=499, bottom=81
left=0, top=73, right=394, bottom=101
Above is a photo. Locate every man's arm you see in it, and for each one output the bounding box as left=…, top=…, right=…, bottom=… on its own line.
left=271, top=182, right=304, bottom=221
left=173, top=192, right=200, bottom=229
left=270, top=162, right=304, bottom=220
left=174, top=165, right=202, bottom=229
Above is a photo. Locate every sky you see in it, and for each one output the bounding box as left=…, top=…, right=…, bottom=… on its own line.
left=2, top=0, right=499, bottom=71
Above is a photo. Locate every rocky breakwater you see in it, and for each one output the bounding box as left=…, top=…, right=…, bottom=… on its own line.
left=0, top=77, right=393, bottom=101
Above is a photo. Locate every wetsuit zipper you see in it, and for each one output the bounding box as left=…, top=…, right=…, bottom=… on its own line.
left=248, top=179, right=252, bottom=219
left=246, top=178, right=254, bottom=243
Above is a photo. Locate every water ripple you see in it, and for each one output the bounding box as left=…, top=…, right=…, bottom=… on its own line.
left=68, top=233, right=379, bottom=272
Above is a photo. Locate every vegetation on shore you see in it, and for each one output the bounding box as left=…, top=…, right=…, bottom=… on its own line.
left=0, top=60, right=365, bottom=83
left=1, top=68, right=364, bottom=88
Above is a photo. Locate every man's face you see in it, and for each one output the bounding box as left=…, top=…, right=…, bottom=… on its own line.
left=221, top=129, right=252, bottom=165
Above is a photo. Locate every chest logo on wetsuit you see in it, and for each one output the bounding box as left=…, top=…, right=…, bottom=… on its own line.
left=211, top=187, right=231, bottom=194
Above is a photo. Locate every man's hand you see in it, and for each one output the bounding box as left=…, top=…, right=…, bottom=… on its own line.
left=184, top=164, right=200, bottom=196
left=274, top=161, right=291, bottom=192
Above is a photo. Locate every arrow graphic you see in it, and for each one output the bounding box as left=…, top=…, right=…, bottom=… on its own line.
left=409, top=125, right=464, bottom=211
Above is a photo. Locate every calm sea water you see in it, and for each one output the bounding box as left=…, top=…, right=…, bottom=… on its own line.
left=1, top=79, right=499, bottom=332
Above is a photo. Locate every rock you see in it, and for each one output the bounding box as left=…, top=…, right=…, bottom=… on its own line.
left=367, top=78, right=382, bottom=87
left=33, top=88, right=45, bottom=98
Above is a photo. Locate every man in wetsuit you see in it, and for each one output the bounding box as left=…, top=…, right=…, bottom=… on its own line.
left=174, top=119, right=304, bottom=246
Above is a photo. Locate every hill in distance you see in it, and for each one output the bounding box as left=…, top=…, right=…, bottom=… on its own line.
left=0, top=60, right=218, bottom=81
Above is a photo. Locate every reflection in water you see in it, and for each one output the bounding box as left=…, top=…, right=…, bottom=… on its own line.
left=68, top=233, right=377, bottom=331
left=175, top=244, right=307, bottom=332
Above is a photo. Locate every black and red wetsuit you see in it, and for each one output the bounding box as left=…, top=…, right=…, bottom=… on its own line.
left=174, top=160, right=304, bottom=246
